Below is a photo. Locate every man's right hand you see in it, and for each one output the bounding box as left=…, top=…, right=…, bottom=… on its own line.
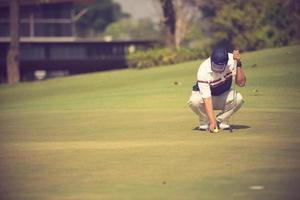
left=203, top=97, right=218, bottom=133
left=209, top=120, right=218, bottom=133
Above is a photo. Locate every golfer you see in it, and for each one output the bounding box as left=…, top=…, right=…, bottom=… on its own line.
left=188, top=47, right=246, bottom=132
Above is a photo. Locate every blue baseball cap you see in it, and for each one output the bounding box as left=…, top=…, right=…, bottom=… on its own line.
left=211, top=47, right=228, bottom=73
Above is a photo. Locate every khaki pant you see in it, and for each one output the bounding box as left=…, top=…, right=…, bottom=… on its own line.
left=188, top=90, right=244, bottom=125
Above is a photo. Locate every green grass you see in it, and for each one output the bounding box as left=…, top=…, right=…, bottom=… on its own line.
left=0, top=45, right=300, bottom=200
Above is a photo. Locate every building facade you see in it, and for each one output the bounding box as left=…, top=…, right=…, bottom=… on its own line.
left=0, top=0, right=78, bottom=39
left=0, top=0, right=156, bottom=82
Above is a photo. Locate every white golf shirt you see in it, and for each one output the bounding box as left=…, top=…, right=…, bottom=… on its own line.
left=196, top=53, right=235, bottom=98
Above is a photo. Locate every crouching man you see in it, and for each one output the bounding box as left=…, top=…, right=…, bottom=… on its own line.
left=188, top=47, right=246, bottom=133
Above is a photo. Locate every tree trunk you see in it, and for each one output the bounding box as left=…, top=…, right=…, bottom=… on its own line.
left=7, top=0, right=20, bottom=84
left=175, top=0, right=192, bottom=50
left=160, top=0, right=176, bottom=50
left=175, top=0, right=185, bottom=49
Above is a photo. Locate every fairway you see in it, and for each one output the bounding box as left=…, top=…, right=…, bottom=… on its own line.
left=0, top=45, right=300, bottom=200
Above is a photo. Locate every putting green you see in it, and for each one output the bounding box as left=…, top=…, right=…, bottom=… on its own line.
left=0, top=45, right=300, bottom=200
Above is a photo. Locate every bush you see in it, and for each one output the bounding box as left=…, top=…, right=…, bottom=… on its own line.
left=126, top=48, right=210, bottom=69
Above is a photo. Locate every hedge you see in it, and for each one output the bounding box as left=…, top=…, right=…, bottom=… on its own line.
left=126, top=48, right=210, bottom=69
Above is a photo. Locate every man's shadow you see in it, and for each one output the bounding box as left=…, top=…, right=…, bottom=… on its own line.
left=230, top=124, right=251, bottom=130
left=193, top=124, right=250, bottom=131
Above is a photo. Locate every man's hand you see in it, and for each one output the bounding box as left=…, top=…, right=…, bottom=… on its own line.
left=203, top=97, right=218, bottom=133
left=209, top=120, right=218, bottom=133
left=232, top=49, right=246, bottom=87
left=233, top=49, right=240, bottom=61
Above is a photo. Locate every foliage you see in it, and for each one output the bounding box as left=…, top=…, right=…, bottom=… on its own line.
left=198, top=0, right=300, bottom=51
left=104, top=18, right=163, bottom=40
left=181, top=24, right=213, bottom=49
left=75, top=0, right=129, bottom=37
left=126, top=47, right=210, bottom=69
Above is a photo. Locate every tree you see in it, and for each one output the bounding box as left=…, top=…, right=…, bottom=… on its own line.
left=266, top=0, right=300, bottom=46
left=7, top=0, right=20, bottom=84
left=174, top=0, right=192, bottom=49
left=197, top=0, right=300, bottom=51
left=159, top=0, right=200, bottom=49
left=160, top=0, right=176, bottom=49
left=75, top=0, right=129, bottom=37
left=104, top=18, right=163, bottom=41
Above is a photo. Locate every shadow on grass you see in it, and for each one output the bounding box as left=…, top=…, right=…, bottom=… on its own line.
left=193, top=124, right=251, bottom=131
left=231, top=124, right=251, bottom=130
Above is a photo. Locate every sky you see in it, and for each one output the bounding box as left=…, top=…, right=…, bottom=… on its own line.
left=112, top=0, right=160, bottom=22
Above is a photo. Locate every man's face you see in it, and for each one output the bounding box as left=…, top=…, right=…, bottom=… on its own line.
left=211, top=61, right=227, bottom=73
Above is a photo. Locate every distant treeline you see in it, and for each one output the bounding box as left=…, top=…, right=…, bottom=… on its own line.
left=76, top=0, right=299, bottom=52
left=198, top=0, right=300, bottom=51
